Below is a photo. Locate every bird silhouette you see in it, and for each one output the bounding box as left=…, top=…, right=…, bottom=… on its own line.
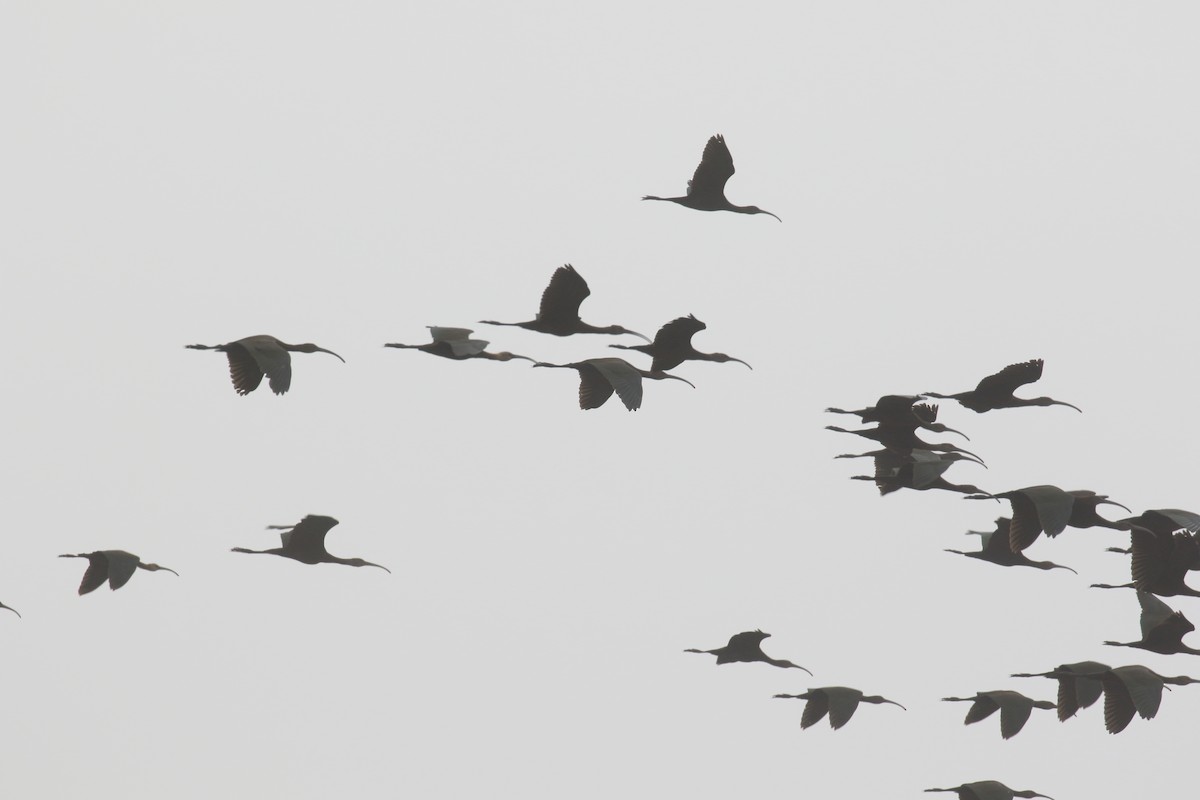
left=59, top=550, right=178, bottom=595
left=684, top=630, right=811, bottom=673
left=479, top=264, right=648, bottom=341
left=384, top=326, right=533, bottom=363
left=826, top=396, right=968, bottom=439
left=232, top=515, right=389, bottom=572
left=1010, top=661, right=1110, bottom=721
left=925, top=359, right=1080, bottom=413
left=0, top=601, right=19, bottom=618
left=826, top=424, right=985, bottom=465
left=1104, top=591, right=1200, bottom=655
left=186, top=335, right=344, bottom=395
left=609, top=314, right=750, bottom=372
left=773, top=686, right=904, bottom=729
left=969, top=485, right=1128, bottom=552
left=846, top=449, right=990, bottom=496
left=534, top=357, right=693, bottom=411
left=925, top=781, right=1054, bottom=800
left=945, top=518, right=1076, bottom=573
left=1040, top=664, right=1200, bottom=734
left=642, top=134, right=780, bottom=221
left=1091, top=523, right=1200, bottom=598
left=941, top=690, right=1056, bottom=739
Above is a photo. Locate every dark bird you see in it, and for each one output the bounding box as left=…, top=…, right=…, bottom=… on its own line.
left=0, top=601, right=19, bottom=618
left=1048, top=665, right=1200, bottom=734
left=59, top=550, right=178, bottom=595
left=846, top=449, right=990, bottom=496
left=1011, top=661, right=1109, bottom=721
left=826, top=424, right=985, bottom=465
left=969, top=485, right=1128, bottom=552
left=684, top=629, right=811, bottom=673
left=1104, top=591, right=1200, bottom=655
left=826, top=395, right=968, bottom=439
left=384, top=326, right=534, bottom=363
left=609, top=314, right=751, bottom=372
left=232, top=515, right=389, bottom=572
left=479, top=264, right=648, bottom=341
left=1091, top=524, right=1200, bottom=598
left=534, top=357, right=693, bottom=411
left=925, top=359, right=1080, bottom=413
left=945, top=518, right=1076, bottom=574
left=941, top=690, right=1056, bottom=739
left=925, top=781, right=1054, bottom=800
left=186, top=335, right=345, bottom=395
left=773, top=686, right=904, bottom=729
left=642, top=134, right=780, bottom=221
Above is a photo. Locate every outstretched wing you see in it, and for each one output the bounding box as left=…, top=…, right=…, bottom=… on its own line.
left=225, top=344, right=266, bottom=395
left=974, top=359, right=1044, bottom=395
left=78, top=553, right=110, bottom=595
left=800, top=692, right=830, bottom=729
left=574, top=363, right=616, bottom=410
left=537, top=265, right=589, bottom=326
left=824, top=688, right=862, bottom=730
left=104, top=550, right=140, bottom=591
left=280, top=515, right=340, bottom=553
left=653, top=315, right=706, bottom=348
left=427, top=326, right=475, bottom=343
left=586, top=358, right=644, bottom=411
left=241, top=337, right=292, bottom=395
left=687, top=135, right=735, bottom=200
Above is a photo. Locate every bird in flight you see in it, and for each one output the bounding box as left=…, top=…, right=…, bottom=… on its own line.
left=232, top=515, right=389, bottom=572
left=384, top=327, right=534, bottom=363
left=925, top=359, right=1080, bottom=413
left=534, top=357, right=693, bottom=411
left=642, top=134, right=780, bottom=221
left=684, top=629, right=811, bottom=672
left=186, top=334, right=344, bottom=395
left=610, top=314, right=751, bottom=372
left=773, top=686, right=904, bottom=729
left=480, top=264, right=648, bottom=341
left=59, top=550, right=178, bottom=595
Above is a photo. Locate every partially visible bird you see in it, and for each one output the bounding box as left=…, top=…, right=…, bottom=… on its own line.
left=970, top=485, right=1128, bottom=552
left=0, top=601, right=19, bottom=618
left=1104, top=591, right=1200, bottom=655
left=642, top=134, right=780, bottom=221
left=684, top=629, right=811, bottom=673
left=1010, top=661, right=1109, bottom=721
left=925, top=781, right=1055, bottom=800
left=186, top=335, right=345, bottom=395
left=232, top=515, right=389, bottom=572
left=1092, top=524, right=1200, bottom=598
left=534, top=357, right=693, bottom=411
left=479, top=264, right=648, bottom=341
left=826, top=395, right=968, bottom=439
left=945, top=518, right=1077, bottom=574
left=384, top=327, right=534, bottom=363
left=609, top=314, right=751, bottom=372
left=59, top=550, right=179, bottom=595
left=1046, top=664, right=1200, bottom=734
left=773, top=686, right=904, bottom=729
left=941, top=690, right=1056, bottom=739
left=826, top=424, right=985, bottom=465
left=846, top=449, right=990, bottom=496
left=925, top=359, right=1080, bottom=413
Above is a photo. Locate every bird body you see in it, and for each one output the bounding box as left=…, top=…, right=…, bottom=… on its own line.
left=232, top=515, right=389, bottom=572
left=826, top=396, right=967, bottom=439
left=479, top=264, right=648, bottom=341
left=941, top=690, right=1055, bottom=739
left=186, top=334, right=344, bottom=395
left=847, top=449, right=988, bottom=496
left=609, top=314, right=750, bottom=372
left=643, top=134, right=780, bottom=221
left=976, top=485, right=1128, bottom=552
left=946, top=518, right=1076, bottom=573
left=59, top=550, right=178, bottom=595
left=925, top=359, right=1080, bottom=413
left=773, top=686, right=904, bottom=729
left=384, top=326, right=533, bottom=362
left=534, top=357, right=692, bottom=411
left=684, top=629, right=811, bottom=673
left=1104, top=591, right=1200, bottom=655
left=1065, top=665, right=1200, bottom=733
left=925, top=781, right=1054, bottom=800
left=1092, top=524, right=1200, bottom=598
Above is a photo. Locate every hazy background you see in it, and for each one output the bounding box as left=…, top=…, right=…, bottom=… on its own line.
left=2, top=2, right=1197, bottom=797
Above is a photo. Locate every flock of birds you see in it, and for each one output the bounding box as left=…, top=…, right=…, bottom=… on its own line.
left=8, top=136, right=1191, bottom=800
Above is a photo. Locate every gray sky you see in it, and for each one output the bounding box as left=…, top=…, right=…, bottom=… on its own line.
left=3, top=2, right=1198, bottom=797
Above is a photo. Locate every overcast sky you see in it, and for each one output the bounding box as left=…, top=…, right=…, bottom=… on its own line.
left=3, top=3, right=1198, bottom=798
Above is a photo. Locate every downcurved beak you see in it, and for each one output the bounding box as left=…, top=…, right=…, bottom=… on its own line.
left=1056, top=400, right=1082, bottom=413
left=628, top=330, right=652, bottom=343
left=1051, top=563, right=1079, bottom=575
left=940, top=425, right=970, bottom=441
left=764, top=210, right=782, bottom=222
left=964, top=492, right=1001, bottom=502
left=1100, top=499, right=1133, bottom=513
left=318, top=347, right=346, bottom=363
left=367, top=562, right=391, bottom=574
left=0, top=603, right=19, bottom=618
left=731, top=357, right=753, bottom=370
left=666, top=374, right=696, bottom=389
left=883, top=698, right=907, bottom=710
